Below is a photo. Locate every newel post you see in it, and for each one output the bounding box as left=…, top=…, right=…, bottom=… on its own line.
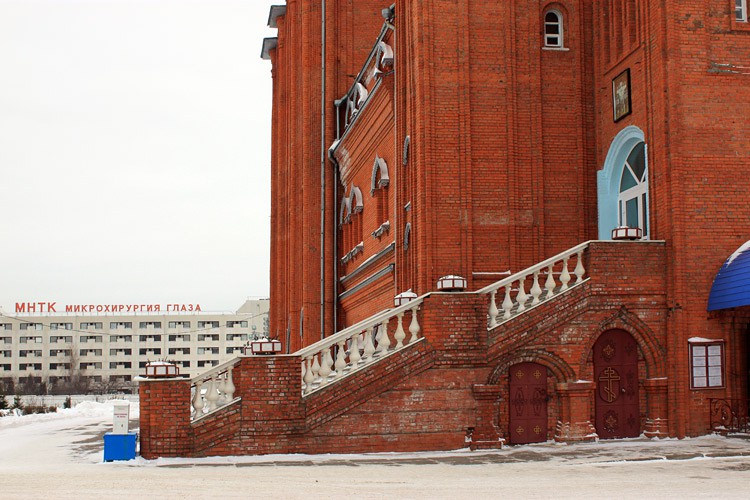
left=138, top=378, right=193, bottom=459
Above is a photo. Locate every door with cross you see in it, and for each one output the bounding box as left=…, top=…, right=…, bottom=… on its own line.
left=594, top=329, right=640, bottom=439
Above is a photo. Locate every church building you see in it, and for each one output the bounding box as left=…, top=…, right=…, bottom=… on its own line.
left=138, top=1, right=750, bottom=457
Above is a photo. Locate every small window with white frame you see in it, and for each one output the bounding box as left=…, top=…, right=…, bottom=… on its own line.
left=544, top=10, right=564, bottom=47
left=737, top=0, right=748, bottom=22
left=689, top=341, right=724, bottom=389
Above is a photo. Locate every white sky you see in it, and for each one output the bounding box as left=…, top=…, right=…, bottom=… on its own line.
left=0, top=0, right=278, bottom=313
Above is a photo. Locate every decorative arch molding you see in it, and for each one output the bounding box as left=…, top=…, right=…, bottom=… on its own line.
left=378, top=40, right=394, bottom=67
left=350, top=186, right=363, bottom=213
left=487, top=349, right=576, bottom=385
left=339, top=195, right=351, bottom=226
left=370, top=156, right=390, bottom=194
left=578, top=306, right=666, bottom=378
left=597, top=125, right=646, bottom=239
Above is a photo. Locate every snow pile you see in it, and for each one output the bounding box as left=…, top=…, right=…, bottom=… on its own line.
left=0, top=399, right=138, bottom=430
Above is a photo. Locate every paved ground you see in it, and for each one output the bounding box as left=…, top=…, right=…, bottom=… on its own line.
left=2, top=407, right=750, bottom=499
left=149, top=435, right=750, bottom=468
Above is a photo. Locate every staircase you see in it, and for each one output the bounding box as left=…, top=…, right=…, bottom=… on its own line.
left=141, top=240, right=672, bottom=458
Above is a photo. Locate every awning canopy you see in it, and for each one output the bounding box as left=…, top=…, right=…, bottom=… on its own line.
left=708, top=241, right=750, bottom=311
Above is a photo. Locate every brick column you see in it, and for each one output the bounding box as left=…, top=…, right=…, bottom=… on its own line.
left=139, top=378, right=193, bottom=459
left=554, top=381, right=597, bottom=442
left=643, top=377, right=669, bottom=438
left=470, top=384, right=505, bottom=450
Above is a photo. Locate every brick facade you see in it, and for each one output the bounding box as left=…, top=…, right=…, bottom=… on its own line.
left=140, top=1, right=750, bottom=457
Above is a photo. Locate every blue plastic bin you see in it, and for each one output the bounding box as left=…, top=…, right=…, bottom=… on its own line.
left=103, top=432, right=137, bottom=462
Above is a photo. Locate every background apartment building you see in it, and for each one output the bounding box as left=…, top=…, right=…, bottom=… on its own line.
left=0, top=299, right=269, bottom=394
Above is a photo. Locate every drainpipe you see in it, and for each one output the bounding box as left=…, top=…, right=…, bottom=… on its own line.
left=329, top=147, right=340, bottom=334
left=320, top=0, right=327, bottom=340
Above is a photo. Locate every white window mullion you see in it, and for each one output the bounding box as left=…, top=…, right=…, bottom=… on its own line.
left=737, top=0, right=748, bottom=22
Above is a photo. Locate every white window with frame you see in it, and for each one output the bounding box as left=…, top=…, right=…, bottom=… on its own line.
left=544, top=10, right=563, bottom=47
left=618, top=141, right=649, bottom=237
left=690, top=341, right=724, bottom=389
left=737, top=0, right=748, bottom=22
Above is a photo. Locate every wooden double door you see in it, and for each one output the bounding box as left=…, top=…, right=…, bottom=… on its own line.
left=593, top=329, right=640, bottom=439
left=508, top=362, right=548, bottom=444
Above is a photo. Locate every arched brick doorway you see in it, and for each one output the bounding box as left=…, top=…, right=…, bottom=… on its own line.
left=594, top=329, right=640, bottom=438
left=508, top=362, right=548, bottom=444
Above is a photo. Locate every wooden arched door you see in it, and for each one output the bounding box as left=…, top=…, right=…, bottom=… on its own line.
left=594, top=329, right=640, bottom=439
left=508, top=362, right=548, bottom=444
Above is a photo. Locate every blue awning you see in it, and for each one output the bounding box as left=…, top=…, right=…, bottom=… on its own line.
left=708, top=241, right=750, bottom=311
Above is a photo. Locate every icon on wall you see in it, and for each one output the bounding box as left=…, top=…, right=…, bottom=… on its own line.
left=612, top=68, right=631, bottom=122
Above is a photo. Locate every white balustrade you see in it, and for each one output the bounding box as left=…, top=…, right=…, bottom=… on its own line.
left=479, top=242, right=590, bottom=330
left=190, top=360, right=241, bottom=421
left=297, top=299, right=423, bottom=396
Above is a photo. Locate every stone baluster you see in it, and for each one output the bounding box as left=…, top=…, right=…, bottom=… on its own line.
left=530, top=271, right=542, bottom=305
left=217, top=374, right=228, bottom=404
left=363, top=326, right=376, bottom=362
left=574, top=250, right=586, bottom=283
left=516, top=277, right=528, bottom=313
left=334, top=341, right=347, bottom=376
left=394, top=312, right=406, bottom=348
left=224, top=368, right=235, bottom=401
left=560, top=257, right=571, bottom=291
left=303, top=357, right=315, bottom=394
left=311, top=354, right=321, bottom=386
left=545, top=265, right=556, bottom=297
left=501, top=285, right=513, bottom=320
left=192, top=380, right=204, bottom=416
left=408, top=306, right=421, bottom=343
left=318, top=349, right=333, bottom=385
left=376, top=320, right=390, bottom=355
left=301, top=360, right=307, bottom=391
left=488, top=290, right=499, bottom=328
left=349, top=333, right=362, bottom=365
left=205, top=377, right=219, bottom=411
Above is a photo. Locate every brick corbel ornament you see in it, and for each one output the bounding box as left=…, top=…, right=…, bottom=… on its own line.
left=554, top=380, right=598, bottom=443
left=470, top=384, right=505, bottom=450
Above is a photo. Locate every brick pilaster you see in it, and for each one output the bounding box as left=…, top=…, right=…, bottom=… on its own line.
left=555, top=381, right=597, bottom=443
left=470, top=384, right=504, bottom=450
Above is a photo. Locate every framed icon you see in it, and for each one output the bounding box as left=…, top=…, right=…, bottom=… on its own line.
left=612, top=69, right=631, bottom=122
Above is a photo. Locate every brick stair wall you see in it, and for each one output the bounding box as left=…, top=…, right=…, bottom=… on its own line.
left=140, top=241, right=670, bottom=458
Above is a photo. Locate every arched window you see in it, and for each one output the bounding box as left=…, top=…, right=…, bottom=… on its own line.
left=544, top=10, right=563, bottom=47
left=617, top=141, right=648, bottom=237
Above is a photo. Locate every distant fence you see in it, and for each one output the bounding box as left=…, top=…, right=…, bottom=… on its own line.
left=2, top=394, right=139, bottom=409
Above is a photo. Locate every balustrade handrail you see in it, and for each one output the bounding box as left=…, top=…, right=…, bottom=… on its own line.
left=295, top=295, right=427, bottom=359
left=190, top=357, right=241, bottom=385
left=475, top=240, right=592, bottom=296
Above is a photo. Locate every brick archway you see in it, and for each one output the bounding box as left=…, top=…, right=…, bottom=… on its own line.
left=578, top=306, right=665, bottom=379
left=483, top=349, right=576, bottom=445
left=487, top=349, right=576, bottom=385
left=577, top=308, right=669, bottom=438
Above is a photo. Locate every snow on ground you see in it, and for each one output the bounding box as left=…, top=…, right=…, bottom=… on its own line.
left=1, top=401, right=749, bottom=499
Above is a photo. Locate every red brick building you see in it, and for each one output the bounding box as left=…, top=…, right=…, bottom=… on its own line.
left=139, top=1, right=750, bottom=457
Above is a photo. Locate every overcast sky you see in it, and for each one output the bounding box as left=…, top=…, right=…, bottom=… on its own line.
left=0, top=0, right=278, bottom=313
